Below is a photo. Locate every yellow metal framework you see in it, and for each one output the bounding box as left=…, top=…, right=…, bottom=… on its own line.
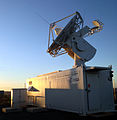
left=47, top=11, right=84, bottom=57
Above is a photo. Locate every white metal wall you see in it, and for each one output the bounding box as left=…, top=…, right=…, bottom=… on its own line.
left=26, top=66, right=84, bottom=108
left=45, top=89, right=87, bottom=115
left=26, top=66, right=114, bottom=115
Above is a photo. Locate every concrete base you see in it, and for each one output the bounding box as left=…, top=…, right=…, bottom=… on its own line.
left=26, top=107, right=47, bottom=112
left=2, top=107, right=22, bottom=113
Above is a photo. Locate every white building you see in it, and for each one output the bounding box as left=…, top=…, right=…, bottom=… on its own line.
left=26, top=65, right=115, bottom=115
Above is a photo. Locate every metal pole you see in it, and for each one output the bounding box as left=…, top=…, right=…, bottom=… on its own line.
left=113, top=79, right=116, bottom=101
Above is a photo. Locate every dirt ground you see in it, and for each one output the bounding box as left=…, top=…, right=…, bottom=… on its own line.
left=0, top=109, right=117, bottom=120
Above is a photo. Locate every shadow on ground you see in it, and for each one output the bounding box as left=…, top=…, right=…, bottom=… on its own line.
left=0, top=109, right=117, bottom=120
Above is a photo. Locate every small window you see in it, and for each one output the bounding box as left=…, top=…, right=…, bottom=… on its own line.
left=29, top=81, right=32, bottom=85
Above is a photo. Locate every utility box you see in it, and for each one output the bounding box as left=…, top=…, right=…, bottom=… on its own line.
left=45, top=66, right=114, bottom=115
left=11, top=88, right=27, bottom=108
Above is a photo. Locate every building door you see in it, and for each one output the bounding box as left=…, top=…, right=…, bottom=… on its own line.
left=87, top=72, right=101, bottom=113
left=35, top=96, right=40, bottom=105
left=28, top=96, right=34, bottom=105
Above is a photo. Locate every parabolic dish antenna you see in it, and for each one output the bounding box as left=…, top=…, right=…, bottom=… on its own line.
left=47, top=12, right=103, bottom=67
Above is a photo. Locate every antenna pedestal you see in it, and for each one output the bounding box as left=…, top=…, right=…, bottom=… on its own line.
left=73, top=53, right=85, bottom=68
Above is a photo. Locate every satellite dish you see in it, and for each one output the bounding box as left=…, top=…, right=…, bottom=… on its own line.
left=47, top=12, right=103, bottom=66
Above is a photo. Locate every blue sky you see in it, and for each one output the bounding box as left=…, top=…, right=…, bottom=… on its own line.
left=0, top=0, right=117, bottom=90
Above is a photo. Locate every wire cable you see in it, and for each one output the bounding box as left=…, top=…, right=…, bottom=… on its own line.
left=35, top=12, right=50, bottom=25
